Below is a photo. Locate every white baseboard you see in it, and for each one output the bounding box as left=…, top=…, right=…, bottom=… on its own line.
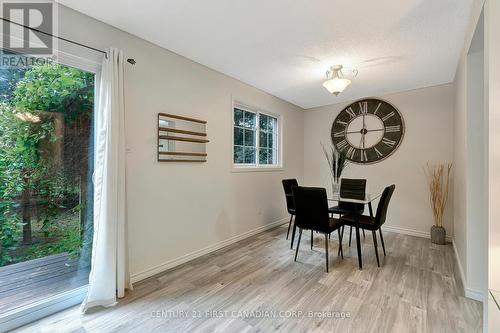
left=465, top=288, right=484, bottom=302
left=382, top=225, right=452, bottom=242
left=452, top=240, right=484, bottom=302
left=130, top=217, right=289, bottom=284
left=452, top=240, right=467, bottom=293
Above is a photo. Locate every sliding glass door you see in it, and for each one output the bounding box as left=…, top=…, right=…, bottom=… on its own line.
left=0, top=51, right=95, bottom=329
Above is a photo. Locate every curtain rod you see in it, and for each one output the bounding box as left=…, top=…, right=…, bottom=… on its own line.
left=0, top=17, right=136, bottom=65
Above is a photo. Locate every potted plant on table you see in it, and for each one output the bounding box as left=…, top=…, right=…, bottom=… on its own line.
left=322, top=143, right=348, bottom=195
left=424, top=163, right=452, bottom=245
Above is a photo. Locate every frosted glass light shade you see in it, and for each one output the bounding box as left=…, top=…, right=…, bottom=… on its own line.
left=322, top=78, right=351, bottom=96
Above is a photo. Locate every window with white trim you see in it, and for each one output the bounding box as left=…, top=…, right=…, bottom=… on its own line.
left=233, top=105, right=280, bottom=167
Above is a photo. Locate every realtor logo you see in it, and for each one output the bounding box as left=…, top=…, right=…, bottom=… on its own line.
left=1, top=0, right=56, bottom=55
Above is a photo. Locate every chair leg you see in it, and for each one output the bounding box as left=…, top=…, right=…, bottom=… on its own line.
left=294, top=229, right=303, bottom=261
left=324, top=234, right=329, bottom=272
left=379, top=228, right=386, bottom=256
left=286, top=215, right=293, bottom=240
left=372, top=230, right=380, bottom=267
left=349, top=226, right=352, bottom=247
left=355, top=225, right=362, bottom=269
left=338, top=228, right=343, bottom=259
left=311, top=230, right=313, bottom=249
left=290, top=222, right=297, bottom=250
left=338, top=225, right=344, bottom=256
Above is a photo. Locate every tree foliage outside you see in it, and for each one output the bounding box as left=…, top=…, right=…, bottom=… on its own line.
left=0, top=63, right=94, bottom=266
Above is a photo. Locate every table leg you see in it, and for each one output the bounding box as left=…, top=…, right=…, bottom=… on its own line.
left=368, top=202, right=374, bottom=218
left=349, top=226, right=352, bottom=246
left=338, top=228, right=343, bottom=259
left=355, top=214, right=362, bottom=269
left=338, top=225, right=344, bottom=256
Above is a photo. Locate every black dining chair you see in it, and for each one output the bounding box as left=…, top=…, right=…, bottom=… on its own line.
left=340, top=185, right=395, bottom=267
left=282, top=179, right=298, bottom=243
left=292, top=186, right=344, bottom=272
left=329, top=178, right=367, bottom=246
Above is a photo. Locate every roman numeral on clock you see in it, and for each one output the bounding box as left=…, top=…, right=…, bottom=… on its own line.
left=382, top=137, right=396, bottom=147
left=358, top=101, right=368, bottom=114
left=360, top=149, right=367, bottom=162
left=385, top=125, right=401, bottom=133
left=333, top=131, right=345, bottom=138
left=336, top=120, right=348, bottom=126
left=382, top=111, right=395, bottom=122
left=346, top=107, right=356, bottom=119
left=337, top=139, right=349, bottom=151
left=374, top=147, right=383, bottom=158
left=346, top=146, right=356, bottom=159
left=373, top=102, right=382, bottom=115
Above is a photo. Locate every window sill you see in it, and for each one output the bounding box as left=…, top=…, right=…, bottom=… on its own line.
left=231, top=165, right=284, bottom=173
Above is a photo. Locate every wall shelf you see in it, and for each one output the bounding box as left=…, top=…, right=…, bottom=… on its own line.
left=157, top=113, right=208, bottom=162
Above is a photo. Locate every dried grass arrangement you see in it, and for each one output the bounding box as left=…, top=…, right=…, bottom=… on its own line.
left=424, top=163, right=452, bottom=227
left=321, top=143, right=348, bottom=184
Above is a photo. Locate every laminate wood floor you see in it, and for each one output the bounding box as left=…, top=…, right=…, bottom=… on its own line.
left=13, top=225, right=482, bottom=333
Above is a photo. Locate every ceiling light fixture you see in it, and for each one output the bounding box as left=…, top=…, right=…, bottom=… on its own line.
left=322, top=65, right=357, bottom=96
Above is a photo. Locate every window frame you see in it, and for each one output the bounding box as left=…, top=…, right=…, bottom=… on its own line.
left=231, top=101, right=283, bottom=172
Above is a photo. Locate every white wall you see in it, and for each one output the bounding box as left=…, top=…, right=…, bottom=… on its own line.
left=454, top=49, right=468, bottom=291
left=56, top=5, right=304, bottom=280
left=486, top=0, right=500, bottom=290
left=486, top=0, right=500, bottom=330
left=452, top=0, right=487, bottom=304
left=303, top=84, right=454, bottom=238
left=466, top=30, right=486, bottom=298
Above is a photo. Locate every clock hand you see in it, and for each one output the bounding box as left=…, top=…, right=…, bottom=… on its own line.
left=362, top=114, right=366, bottom=149
left=346, top=128, right=385, bottom=134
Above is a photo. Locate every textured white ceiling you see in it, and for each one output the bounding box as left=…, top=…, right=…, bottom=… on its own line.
left=57, top=0, right=473, bottom=109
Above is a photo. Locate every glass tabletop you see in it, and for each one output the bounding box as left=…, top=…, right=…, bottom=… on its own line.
left=285, top=191, right=382, bottom=204
left=328, top=191, right=382, bottom=204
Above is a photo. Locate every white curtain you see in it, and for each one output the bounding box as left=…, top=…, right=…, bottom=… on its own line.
left=81, top=48, right=131, bottom=312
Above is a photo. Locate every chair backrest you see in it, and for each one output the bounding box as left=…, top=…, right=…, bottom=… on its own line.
left=339, top=178, right=367, bottom=212
left=374, top=185, right=396, bottom=228
left=292, top=186, right=330, bottom=231
left=282, top=179, right=298, bottom=213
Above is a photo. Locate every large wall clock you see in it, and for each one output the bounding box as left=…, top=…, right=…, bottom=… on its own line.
left=331, top=98, right=404, bottom=164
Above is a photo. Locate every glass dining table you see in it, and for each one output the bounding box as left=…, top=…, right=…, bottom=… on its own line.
left=328, top=191, right=383, bottom=269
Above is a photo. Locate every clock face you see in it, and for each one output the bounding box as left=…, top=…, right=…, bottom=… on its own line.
left=331, top=98, right=404, bottom=164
